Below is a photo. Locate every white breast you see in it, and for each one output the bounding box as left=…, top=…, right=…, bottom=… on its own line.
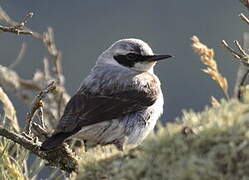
left=124, top=92, right=164, bottom=145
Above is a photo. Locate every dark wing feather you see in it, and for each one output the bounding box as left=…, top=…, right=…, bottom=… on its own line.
left=41, top=71, right=160, bottom=150
left=56, top=72, right=160, bottom=133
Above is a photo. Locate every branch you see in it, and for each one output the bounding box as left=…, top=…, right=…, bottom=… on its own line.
left=9, top=43, right=27, bottom=69
left=0, top=10, right=42, bottom=39
left=0, top=5, right=78, bottom=175
left=0, top=12, right=34, bottom=35
left=24, top=81, right=56, bottom=134
left=0, top=25, right=34, bottom=35
left=43, top=27, right=63, bottom=78
left=0, top=10, right=64, bottom=84
left=0, top=78, right=76, bottom=173
left=0, top=126, right=78, bottom=173
left=0, top=63, right=70, bottom=130
left=222, top=40, right=249, bottom=65
left=240, top=0, right=249, bottom=10
left=18, top=12, right=33, bottom=27
left=0, top=8, right=70, bottom=125
left=239, top=13, right=249, bottom=25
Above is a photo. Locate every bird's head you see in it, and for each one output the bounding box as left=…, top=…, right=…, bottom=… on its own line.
left=97, top=38, right=172, bottom=72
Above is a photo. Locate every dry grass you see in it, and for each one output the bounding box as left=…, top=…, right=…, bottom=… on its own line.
left=191, top=36, right=229, bottom=99
left=0, top=87, right=19, bottom=132
left=0, top=140, right=26, bottom=180
left=210, top=96, right=221, bottom=108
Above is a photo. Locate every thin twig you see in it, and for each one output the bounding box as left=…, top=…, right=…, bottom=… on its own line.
left=0, top=6, right=14, bottom=25
left=235, top=33, right=249, bottom=100
left=57, top=92, right=63, bottom=119
left=222, top=40, right=244, bottom=59
left=0, top=10, right=63, bottom=71
left=223, top=34, right=249, bottom=100
left=9, top=43, right=27, bottom=69
left=43, top=57, right=51, bottom=79
left=0, top=25, right=34, bottom=35
left=32, top=122, right=49, bottom=142
left=18, top=79, right=42, bottom=91
left=222, top=40, right=249, bottom=65
left=43, top=27, right=63, bottom=83
left=0, top=64, right=70, bottom=130
left=234, top=40, right=247, bottom=57
left=239, top=13, right=249, bottom=25
left=0, top=10, right=42, bottom=39
left=240, top=0, right=249, bottom=10
left=55, top=51, right=63, bottom=76
left=0, top=7, right=75, bottom=174
left=238, top=70, right=249, bottom=99
left=0, top=9, right=68, bottom=113
left=37, top=107, right=45, bottom=128
left=24, top=81, right=56, bottom=134
left=17, top=12, right=33, bottom=28
left=0, top=126, right=78, bottom=173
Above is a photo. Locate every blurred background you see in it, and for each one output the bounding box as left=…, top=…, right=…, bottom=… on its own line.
left=0, top=0, right=247, bottom=124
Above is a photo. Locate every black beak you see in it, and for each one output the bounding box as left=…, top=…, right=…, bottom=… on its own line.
left=143, top=54, right=173, bottom=62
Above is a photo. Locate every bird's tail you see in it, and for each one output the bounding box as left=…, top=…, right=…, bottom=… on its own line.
left=41, top=132, right=71, bottom=150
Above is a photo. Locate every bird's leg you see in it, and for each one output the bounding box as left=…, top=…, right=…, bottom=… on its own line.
left=83, top=140, right=89, bottom=152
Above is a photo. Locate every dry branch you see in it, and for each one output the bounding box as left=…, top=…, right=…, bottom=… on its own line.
left=0, top=9, right=70, bottom=126
left=9, top=43, right=27, bottom=69
left=0, top=9, right=64, bottom=85
left=240, top=13, right=249, bottom=25
left=24, top=81, right=56, bottom=135
left=222, top=5, right=249, bottom=66
left=222, top=38, right=249, bottom=100
left=0, top=9, right=42, bottom=39
left=0, top=82, right=78, bottom=173
left=0, top=126, right=78, bottom=173
left=221, top=3, right=249, bottom=99
left=0, top=5, right=77, bottom=174
left=0, top=57, right=70, bottom=130
left=240, top=0, right=249, bottom=10
left=222, top=40, right=249, bottom=65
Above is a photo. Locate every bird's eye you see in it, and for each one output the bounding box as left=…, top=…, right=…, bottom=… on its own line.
left=126, top=53, right=138, bottom=61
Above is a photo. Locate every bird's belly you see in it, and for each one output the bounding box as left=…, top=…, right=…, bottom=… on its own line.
left=124, top=95, right=163, bottom=144
left=73, top=95, right=163, bottom=148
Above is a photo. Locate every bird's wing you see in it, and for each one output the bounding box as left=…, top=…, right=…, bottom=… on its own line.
left=56, top=71, right=160, bottom=134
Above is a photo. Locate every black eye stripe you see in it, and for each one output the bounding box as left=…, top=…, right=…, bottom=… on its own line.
left=114, top=55, right=134, bottom=67
left=126, top=53, right=139, bottom=61
left=114, top=53, right=143, bottom=67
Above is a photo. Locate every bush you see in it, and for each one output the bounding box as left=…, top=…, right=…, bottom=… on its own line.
left=75, top=100, right=249, bottom=180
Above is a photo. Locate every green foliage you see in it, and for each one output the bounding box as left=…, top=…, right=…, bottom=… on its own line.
left=75, top=100, right=249, bottom=180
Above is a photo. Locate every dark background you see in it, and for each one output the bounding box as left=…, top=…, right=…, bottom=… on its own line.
left=0, top=0, right=247, bottom=124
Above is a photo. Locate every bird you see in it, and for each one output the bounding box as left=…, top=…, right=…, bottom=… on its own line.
left=41, top=38, right=172, bottom=151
